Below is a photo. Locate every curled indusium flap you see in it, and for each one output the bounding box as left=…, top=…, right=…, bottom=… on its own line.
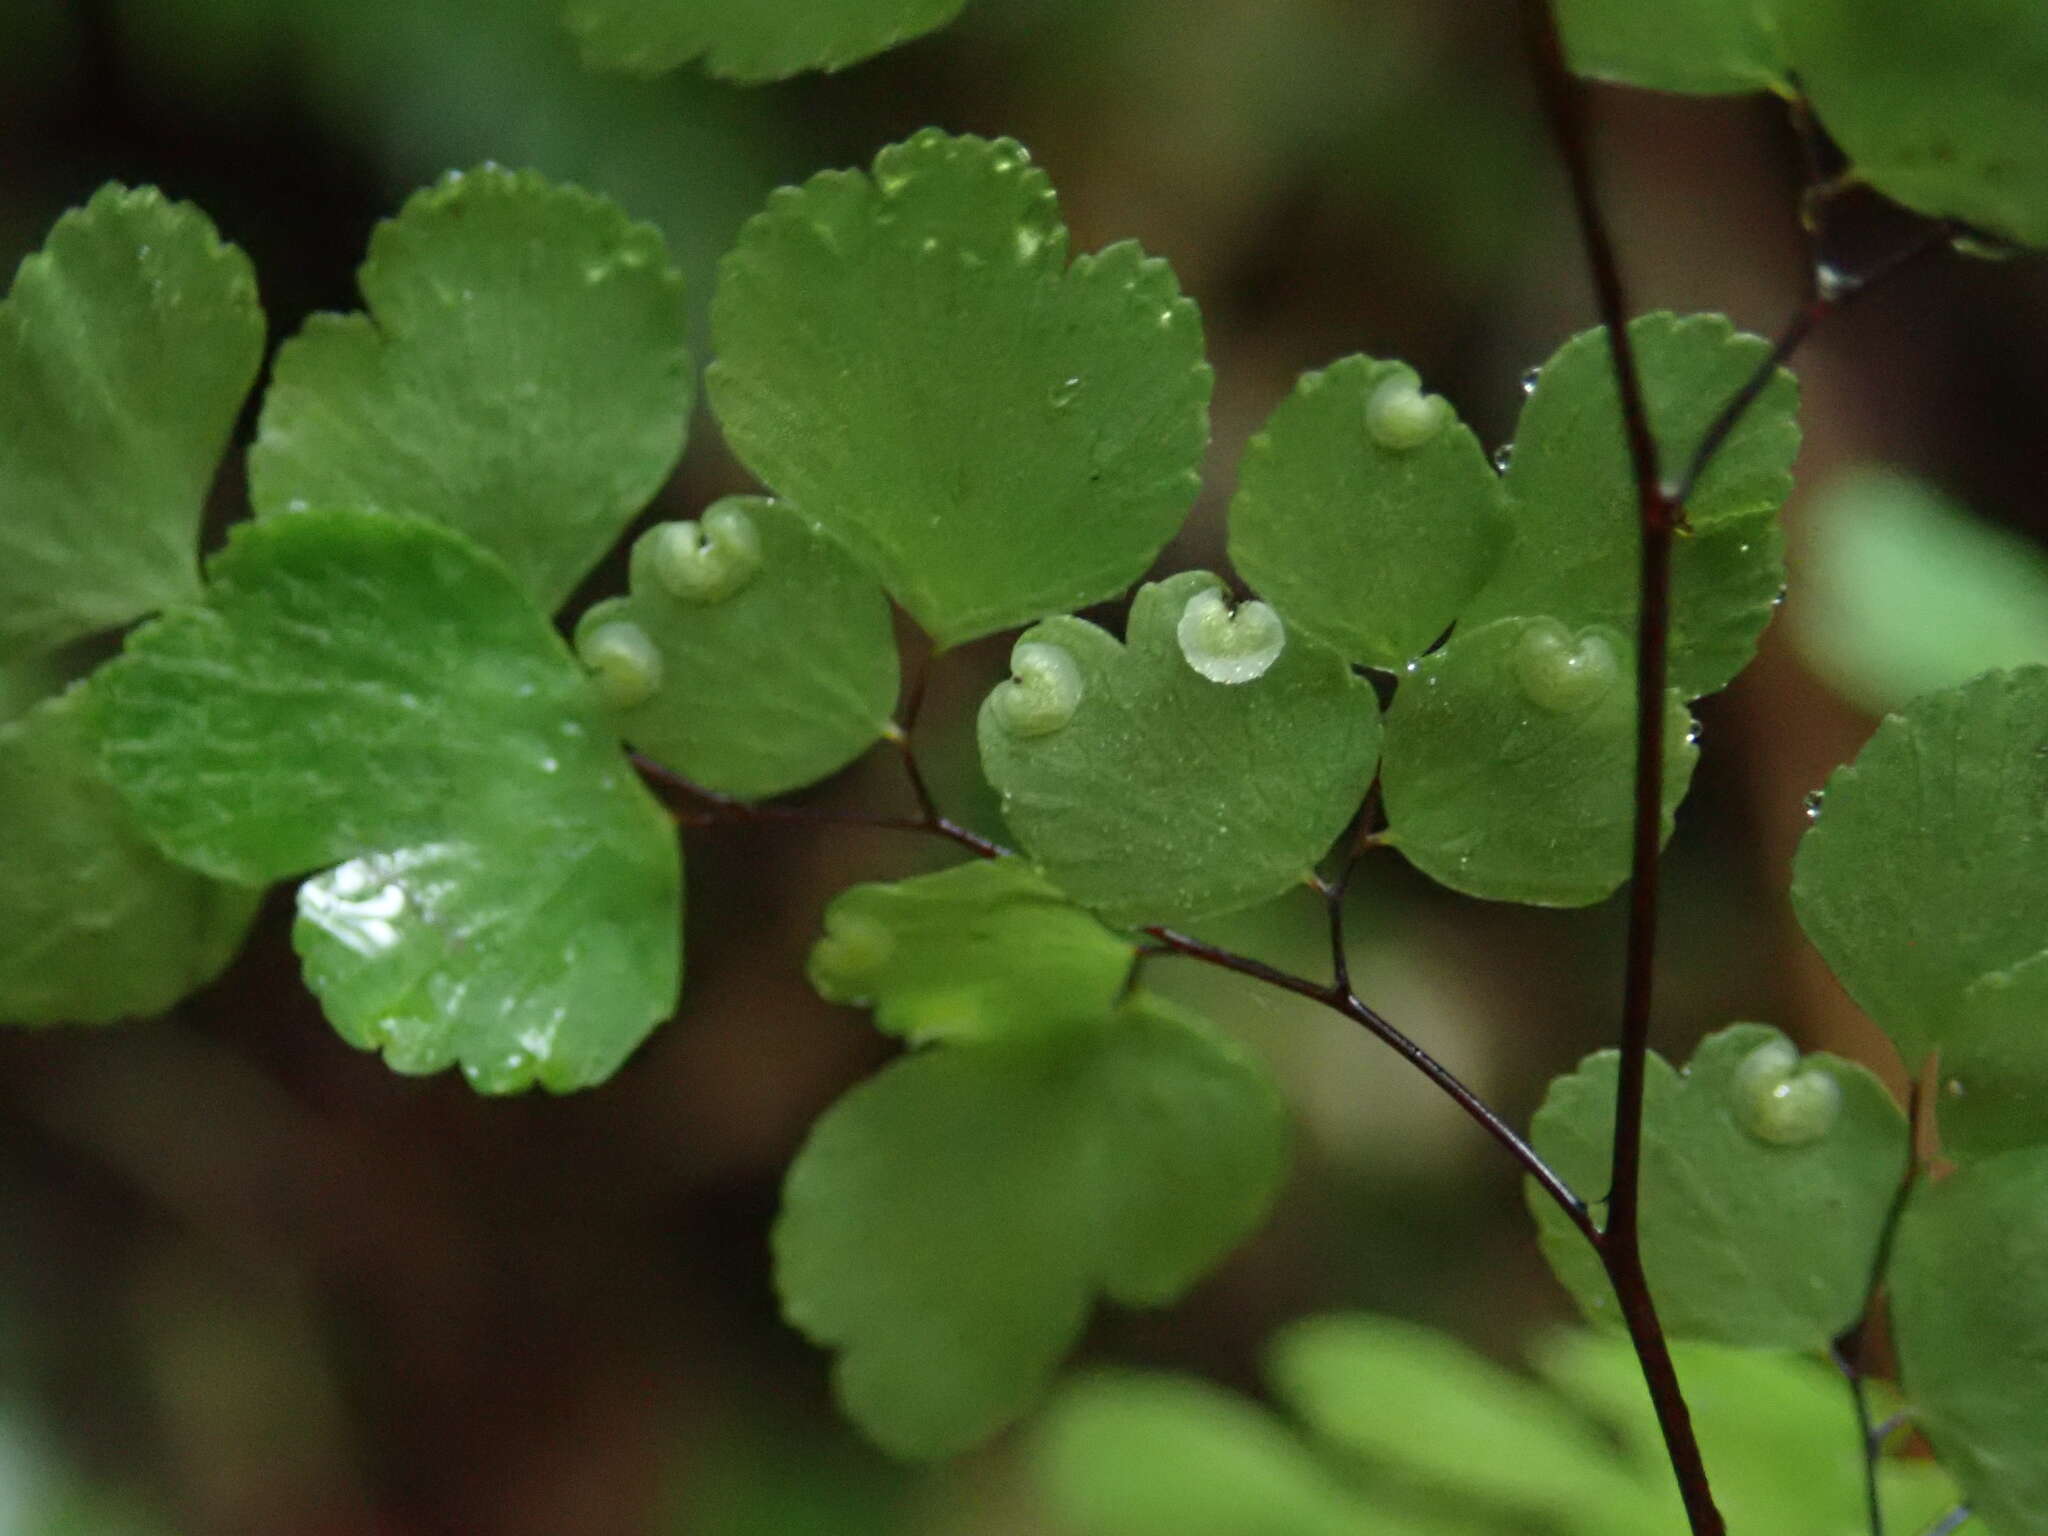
left=1731, top=1037, right=1843, bottom=1147
left=1513, top=620, right=1621, bottom=713
left=651, top=501, right=764, bottom=603
left=992, top=641, right=1084, bottom=736
left=577, top=618, right=665, bottom=708
left=1176, top=589, right=1286, bottom=684
left=1364, top=373, right=1449, bottom=451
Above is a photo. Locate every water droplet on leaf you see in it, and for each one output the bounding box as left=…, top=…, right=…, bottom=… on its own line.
left=992, top=641, right=1083, bottom=736
left=578, top=620, right=663, bottom=709
left=1492, top=443, right=1516, bottom=474
left=1176, top=588, right=1286, bottom=684
left=1512, top=620, right=1619, bottom=712
left=1048, top=376, right=1083, bottom=409
left=1803, top=789, right=1826, bottom=823
left=1520, top=365, right=1542, bottom=395
left=651, top=502, right=763, bottom=604
left=1365, top=375, right=1448, bottom=451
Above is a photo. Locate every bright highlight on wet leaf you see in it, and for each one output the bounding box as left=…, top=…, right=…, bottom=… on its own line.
left=250, top=165, right=692, bottom=614
left=807, top=859, right=1136, bottom=1045
left=979, top=572, right=1380, bottom=928
left=575, top=497, right=897, bottom=799
left=1891, top=1145, right=2048, bottom=1535
left=0, top=686, right=259, bottom=1026
left=95, top=510, right=681, bottom=1093
left=1380, top=615, right=1696, bottom=907
left=1228, top=355, right=1505, bottom=669
left=1528, top=1024, right=1908, bottom=1350
left=1461, top=313, right=1799, bottom=701
left=773, top=991, right=1287, bottom=1458
left=710, top=130, right=1212, bottom=647
left=563, top=0, right=968, bottom=82
left=1791, top=667, right=2048, bottom=1069
left=0, top=184, right=263, bottom=663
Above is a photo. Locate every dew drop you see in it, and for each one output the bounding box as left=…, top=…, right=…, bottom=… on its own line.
left=992, top=641, right=1084, bottom=736
left=651, top=501, right=763, bottom=604
left=1176, top=588, right=1285, bottom=684
left=1803, top=788, right=1826, bottom=823
left=1732, top=1037, right=1841, bottom=1146
left=1513, top=620, right=1619, bottom=712
left=1365, top=374, right=1449, bottom=451
left=1520, top=365, right=1543, bottom=396
left=1492, top=443, right=1516, bottom=474
left=1771, top=583, right=1788, bottom=609
left=578, top=620, right=663, bottom=709
left=1049, top=376, right=1083, bottom=409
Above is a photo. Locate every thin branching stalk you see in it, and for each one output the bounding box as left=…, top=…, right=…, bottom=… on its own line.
left=1518, top=4, right=1721, bottom=1527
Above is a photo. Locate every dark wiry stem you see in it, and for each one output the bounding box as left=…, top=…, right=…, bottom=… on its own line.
left=1142, top=923, right=1596, bottom=1243
left=1834, top=1080, right=1928, bottom=1536
left=1666, top=222, right=1955, bottom=510
left=1520, top=3, right=1719, bottom=1528
left=637, top=742, right=1595, bottom=1239
left=632, top=752, right=1006, bottom=860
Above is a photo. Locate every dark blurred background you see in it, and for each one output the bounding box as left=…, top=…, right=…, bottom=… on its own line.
left=1, top=0, right=2045, bottom=1530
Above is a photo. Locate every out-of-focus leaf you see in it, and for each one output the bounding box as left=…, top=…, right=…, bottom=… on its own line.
left=773, top=992, right=1287, bottom=1458
left=0, top=685, right=259, bottom=1025
left=1783, top=0, right=2048, bottom=248
left=1793, top=469, right=2048, bottom=717
left=1035, top=1371, right=1473, bottom=1536
left=563, top=0, right=969, bottom=81
left=1554, top=0, right=1788, bottom=95
left=1891, top=1147, right=2048, bottom=1534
